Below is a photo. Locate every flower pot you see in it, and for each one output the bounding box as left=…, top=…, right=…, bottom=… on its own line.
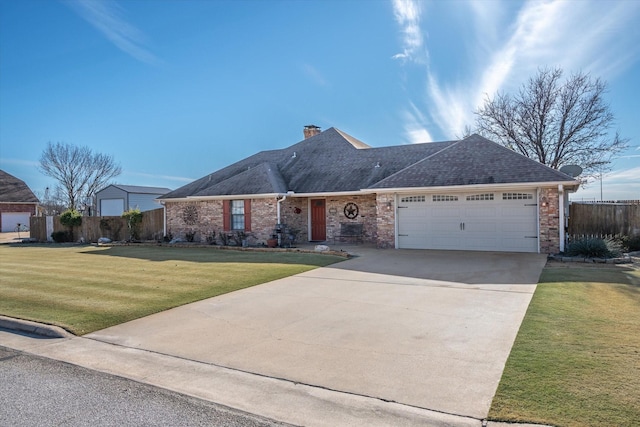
left=267, top=238, right=278, bottom=248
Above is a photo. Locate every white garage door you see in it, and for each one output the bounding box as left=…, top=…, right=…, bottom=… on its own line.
left=397, top=191, right=538, bottom=253
left=1, top=212, right=31, bottom=232
left=100, top=199, right=125, bottom=216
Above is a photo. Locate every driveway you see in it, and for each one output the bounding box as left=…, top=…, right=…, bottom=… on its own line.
left=87, top=248, right=546, bottom=419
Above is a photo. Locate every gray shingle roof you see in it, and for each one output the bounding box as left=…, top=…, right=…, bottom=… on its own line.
left=370, top=134, right=574, bottom=189
left=161, top=129, right=576, bottom=199
left=112, top=185, right=173, bottom=194
left=0, top=170, right=39, bottom=203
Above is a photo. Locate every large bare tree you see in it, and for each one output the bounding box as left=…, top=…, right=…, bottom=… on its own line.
left=476, top=67, right=628, bottom=178
left=39, top=142, right=122, bottom=210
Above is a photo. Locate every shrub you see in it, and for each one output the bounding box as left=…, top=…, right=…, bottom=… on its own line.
left=619, top=235, right=640, bottom=252
left=205, top=230, right=216, bottom=245
left=59, top=209, right=82, bottom=241
left=122, top=209, right=143, bottom=241
left=565, top=237, right=622, bottom=258
left=185, top=230, right=196, bottom=242
left=60, top=209, right=82, bottom=228
left=51, top=231, right=70, bottom=243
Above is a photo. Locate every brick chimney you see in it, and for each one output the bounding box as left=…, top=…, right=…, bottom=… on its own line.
left=303, top=125, right=321, bottom=139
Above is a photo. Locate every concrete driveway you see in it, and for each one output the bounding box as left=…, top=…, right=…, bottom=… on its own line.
left=87, top=248, right=546, bottom=419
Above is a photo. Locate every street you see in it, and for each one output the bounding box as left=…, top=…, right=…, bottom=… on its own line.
left=0, top=346, right=286, bottom=427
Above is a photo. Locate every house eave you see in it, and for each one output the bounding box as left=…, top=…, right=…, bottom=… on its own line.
left=158, top=193, right=283, bottom=202
left=361, top=180, right=580, bottom=194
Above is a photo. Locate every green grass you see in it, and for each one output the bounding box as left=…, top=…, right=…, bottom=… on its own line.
left=489, top=263, right=640, bottom=427
left=0, top=244, right=344, bottom=335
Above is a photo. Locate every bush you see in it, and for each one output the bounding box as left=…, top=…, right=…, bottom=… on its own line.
left=619, top=235, right=640, bottom=252
left=122, top=209, right=143, bottom=241
left=565, top=237, right=622, bottom=258
left=60, top=209, right=82, bottom=228
left=51, top=231, right=70, bottom=243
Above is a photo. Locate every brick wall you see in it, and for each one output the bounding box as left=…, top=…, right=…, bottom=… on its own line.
left=539, top=187, right=560, bottom=254
left=375, top=193, right=395, bottom=248
left=165, top=198, right=278, bottom=244
left=324, top=194, right=377, bottom=242
left=279, top=198, right=308, bottom=241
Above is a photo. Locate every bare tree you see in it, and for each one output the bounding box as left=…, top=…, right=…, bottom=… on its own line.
left=476, top=67, right=628, bottom=178
left=39, top=142, right=122, bottom=210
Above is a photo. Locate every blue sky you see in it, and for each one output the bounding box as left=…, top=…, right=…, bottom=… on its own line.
left=1, top=0, right=638, bottom=201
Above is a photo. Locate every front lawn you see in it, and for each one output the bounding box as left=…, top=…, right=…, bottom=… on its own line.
left=489, top=262, right=640, bottom=426
left=0, top=245, right=344, bottom=335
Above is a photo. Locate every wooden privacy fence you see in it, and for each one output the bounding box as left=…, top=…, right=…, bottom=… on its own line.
left=568, top=202, right=640, bottom=238
left=30, top=208, right=165, bottom=242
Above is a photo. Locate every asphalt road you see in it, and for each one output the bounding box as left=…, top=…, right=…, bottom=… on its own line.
left=0, top=346, right=287, bottom=427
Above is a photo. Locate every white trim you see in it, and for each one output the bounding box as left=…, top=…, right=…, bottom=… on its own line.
left=394, top=193, right=399, bottom=249
left=361, top=181, right=579, bottom=194
left=558, top=184, right=565, bottom=253
left=536, top=188, right=541, bottom=254
left=158, top=193, right=281, bottom=202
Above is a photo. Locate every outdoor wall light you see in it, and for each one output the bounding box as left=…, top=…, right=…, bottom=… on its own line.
left=541, top=197, right=548, bottom=207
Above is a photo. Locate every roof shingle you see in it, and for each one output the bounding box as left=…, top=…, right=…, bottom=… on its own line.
left=161, top=129, right=576, bottom=199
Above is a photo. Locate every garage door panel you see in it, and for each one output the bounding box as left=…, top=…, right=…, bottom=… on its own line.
left=397, top=191, right=538, bottom=253
left=1, top=212, right=30, bottom=232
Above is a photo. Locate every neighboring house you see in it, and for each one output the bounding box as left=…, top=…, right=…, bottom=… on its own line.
left=96, top=185, right=172, bottom=216
left=0, top=170, right=39, bottom=232
left=159, top=126, right=580, bottom=253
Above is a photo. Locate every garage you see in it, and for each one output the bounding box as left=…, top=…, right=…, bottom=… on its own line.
left=1, top=212, right=31, bottom=232
left=397, top=190, right=538, bottom=252
left=100, top=199, right=125, bottom=216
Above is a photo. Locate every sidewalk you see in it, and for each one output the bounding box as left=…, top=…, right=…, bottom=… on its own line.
left=1, top=326, right=482, bottom=427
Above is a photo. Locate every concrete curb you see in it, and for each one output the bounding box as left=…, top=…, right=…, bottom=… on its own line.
left=0, top=315, right=73, bottom=338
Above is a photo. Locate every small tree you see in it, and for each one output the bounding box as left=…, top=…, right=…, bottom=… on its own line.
left=59, top=209, right=82, bottom=242
left=122, top=209, right=143, bottom=241
left=476, top=67, right=628, bottom=179
left=39, top=142, right=121, bottom=210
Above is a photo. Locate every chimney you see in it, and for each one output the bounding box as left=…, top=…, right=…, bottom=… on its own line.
left=303, top=125, right=321, bottom=139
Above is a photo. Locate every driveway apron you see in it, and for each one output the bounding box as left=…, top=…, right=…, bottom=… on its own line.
left=86, top=249, right=546, bottom=419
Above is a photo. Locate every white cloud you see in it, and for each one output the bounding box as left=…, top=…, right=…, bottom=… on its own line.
left=127, top=171, right=194, bottom=183
left=66, top=0, right=158, bottom=64
left=605, top=166, right=640, bottom=182
left=391, top=0, right=425, bottom=63
left=392, top=0, right=640, bottom=141
left=301, top=63, right=329, bottom=87
left=0, top=158, right=40, bottom=168
left=400, top=101, right=434, bottom=143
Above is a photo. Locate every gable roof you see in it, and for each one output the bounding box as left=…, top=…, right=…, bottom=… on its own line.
left=100, top=185, right=173, bottom=195
left=0, top=170, right=39, bottom=203
left=161, top=128, right=577, bottom=200
left=370, top=134, right=575, bottom=189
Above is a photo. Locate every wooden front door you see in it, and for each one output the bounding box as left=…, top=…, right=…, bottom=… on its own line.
left=310, top=199, right=326, bottom=241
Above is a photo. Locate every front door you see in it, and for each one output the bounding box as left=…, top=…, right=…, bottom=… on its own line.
left=310, top=199, right=326, bottom=241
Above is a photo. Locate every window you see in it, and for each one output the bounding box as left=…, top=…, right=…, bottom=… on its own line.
left=466, top=193, right=494, bottom=201
left=400, top=195, right=426, bottom=203
left=230, top=200, right=244, bottom=230
left=223, top=199, right=251, bottom=231
left=432, top=195, right=458, bottom=202
left=502, top=192, right=533, bottom=200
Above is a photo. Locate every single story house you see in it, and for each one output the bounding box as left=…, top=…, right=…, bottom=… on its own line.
left=159, top=126, right=579, bottom=253
left=96, top=184, right=172, bottom=216
left=0, top=169, right=39, bottom=232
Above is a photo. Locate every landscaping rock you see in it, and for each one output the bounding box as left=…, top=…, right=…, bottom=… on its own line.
left=98, top=237, right=112, bottom=244
left=169, top=238, right=186, bottom=244
left=314, top=244, right=330, bottom=252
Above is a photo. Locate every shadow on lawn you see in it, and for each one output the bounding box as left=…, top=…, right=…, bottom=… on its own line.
left=80, top=245, right=343, bottom=267
left=541, top=262, right=640, bottom=289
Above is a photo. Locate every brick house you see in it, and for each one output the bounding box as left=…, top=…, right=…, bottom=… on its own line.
left=0, top=170, right=39, bottom=232
left=159, top=126, right=579, bottom=253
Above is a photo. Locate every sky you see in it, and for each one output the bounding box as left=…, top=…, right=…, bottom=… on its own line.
left=1, top=0, right=638, bottom=202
